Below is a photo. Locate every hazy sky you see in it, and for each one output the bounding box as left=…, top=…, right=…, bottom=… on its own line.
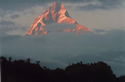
left=0, top=0, right=125, bottom=77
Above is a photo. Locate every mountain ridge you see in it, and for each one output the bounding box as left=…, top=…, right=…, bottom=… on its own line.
left=26, top=2, right=90, bottom=35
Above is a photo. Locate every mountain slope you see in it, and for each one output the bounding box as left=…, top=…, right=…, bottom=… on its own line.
left=26, top=2, right=90, bottom=35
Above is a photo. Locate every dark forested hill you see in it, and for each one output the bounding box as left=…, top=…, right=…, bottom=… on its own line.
left=1, top=57, right=125, bottom=82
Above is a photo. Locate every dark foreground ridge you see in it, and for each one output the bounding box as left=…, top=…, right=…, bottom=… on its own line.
left=1, top=57, right=125, bottom=82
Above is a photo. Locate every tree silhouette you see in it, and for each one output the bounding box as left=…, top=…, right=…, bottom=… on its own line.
left=36, top=60, right=40, bottom=65
left=8, top=57, right=12, bottom=62
left=1, top=56, right=125, bottom=82
left=26, top=58, right=30, bottom=63
left=117, top=76, right=125, bottom=82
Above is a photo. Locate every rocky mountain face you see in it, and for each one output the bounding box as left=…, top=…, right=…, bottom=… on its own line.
left=26, top=2, right=90, bottom=35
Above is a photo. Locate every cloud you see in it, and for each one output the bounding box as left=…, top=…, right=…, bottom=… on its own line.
left=0, top=0, right=124, bottom=11
left=0, top=20, right=14, bottom=25
left=44, top=23, right=76, bottom=32
left=74, top=0, right=125, bottom=10
left=0, top=20, right=15, bottom=35
left=77, top=4, right=108, bottom=10
left=10, top=14, right=20, bottom=19
left=0, top=20, right=26, bottom=36
left=1, top=29, right=125, bottom=76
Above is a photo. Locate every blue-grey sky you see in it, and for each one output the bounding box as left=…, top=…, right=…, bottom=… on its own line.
left=0, top=0, right=125, bottom=77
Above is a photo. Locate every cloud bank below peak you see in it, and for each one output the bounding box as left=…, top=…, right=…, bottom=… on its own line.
left=1, top=29, right=125, bottom=76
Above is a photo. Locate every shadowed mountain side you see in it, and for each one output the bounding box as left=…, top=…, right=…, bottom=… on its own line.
left=1, top=57, right=125, bottom=82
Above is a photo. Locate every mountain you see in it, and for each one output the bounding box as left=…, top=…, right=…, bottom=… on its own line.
left=26, top=2, right=90, bottom=35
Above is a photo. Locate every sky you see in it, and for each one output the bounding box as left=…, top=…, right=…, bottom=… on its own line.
left=0, top=0, right=125, bottom=77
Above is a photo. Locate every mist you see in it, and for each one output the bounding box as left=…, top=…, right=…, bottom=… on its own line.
left=0, top=29, right=125, bottom=76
